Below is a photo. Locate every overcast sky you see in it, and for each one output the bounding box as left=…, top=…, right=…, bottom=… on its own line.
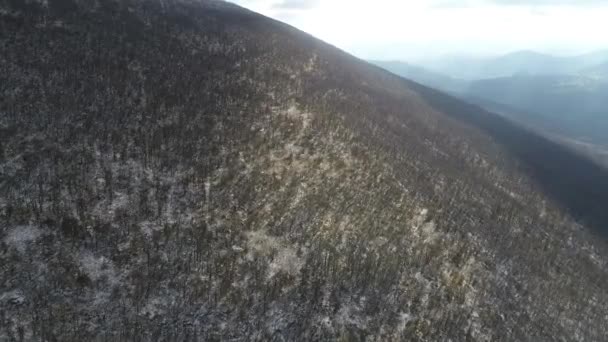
left=230, top=0, right=608, bottom=61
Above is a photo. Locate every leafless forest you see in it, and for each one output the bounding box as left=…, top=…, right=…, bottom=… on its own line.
left=1, top=0, right=608, bottom=341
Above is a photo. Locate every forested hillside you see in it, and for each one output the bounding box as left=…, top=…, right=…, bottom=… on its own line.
left=1, top=0, right=608, bottom=341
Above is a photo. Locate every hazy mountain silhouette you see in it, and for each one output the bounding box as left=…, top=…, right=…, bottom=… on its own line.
left=465, top=74, right=608, bottom=145
left=586, top=61, right=608, bottom=78
left=423, top=49, right=608, bottom=79
left=368, top=60, right=468, bottom=94
left=374, top=53, right=608, bottom=148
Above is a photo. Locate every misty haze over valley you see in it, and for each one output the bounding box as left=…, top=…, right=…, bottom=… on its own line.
left=371, top=50, right=608, bottom=165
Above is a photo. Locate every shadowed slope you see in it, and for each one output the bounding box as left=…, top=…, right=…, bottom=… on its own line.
left=407, top=81, right=608, bottom=237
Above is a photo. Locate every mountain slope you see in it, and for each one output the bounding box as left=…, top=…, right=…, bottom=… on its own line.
left=1, top=1, right=608, bottom=341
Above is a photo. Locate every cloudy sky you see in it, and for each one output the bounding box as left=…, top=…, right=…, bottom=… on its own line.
left=229, top=0, right=608, bottom=61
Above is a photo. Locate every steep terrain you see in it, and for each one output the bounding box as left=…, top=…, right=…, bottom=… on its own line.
left=1, top=0, right=608, bottom=341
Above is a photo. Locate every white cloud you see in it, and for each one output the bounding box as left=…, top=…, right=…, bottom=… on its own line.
left=272, top=0, right=319, bottom=9
left=433, top=0, right=608, bottom=7
left=230, top=0, right=608, bottom=60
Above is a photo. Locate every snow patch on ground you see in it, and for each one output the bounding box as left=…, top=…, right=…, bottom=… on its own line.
left=246, top=230, right=281, bottom=257
left=109, top=192, right=129, bottom=214
left=268, top=245, right=305, bottom=279
left=139, top=220, right=161, bottom=238
left=77, top=251, right=120, bottom=286
left=411, top=208, right=438, bottom=243
left=4, top=225, right=41, bottom=252
left=0, top=290, right=25, bottom=305
left=336, top=302, right=368, bottom=330
left=141, top=297, right=167, bottom=319
left=397, top=312, right=414, bottom=333
left=303, top=53, right=318, bottom=73
left=282, top=105, right=312, bottom=132
left=92, top=191, right=129, bottom=221
left=246, top=230, right=306, bottom=279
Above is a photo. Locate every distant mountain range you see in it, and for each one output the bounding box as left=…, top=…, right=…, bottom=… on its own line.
left=418, top=50, right=608, bottom=80
left=467, top=74, right=608, bottom=145
left=586, top=61, right=608, bottom=78
left=371, top=51, right=608, bottom=149
left=367, top=60, right=467, bottom=94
